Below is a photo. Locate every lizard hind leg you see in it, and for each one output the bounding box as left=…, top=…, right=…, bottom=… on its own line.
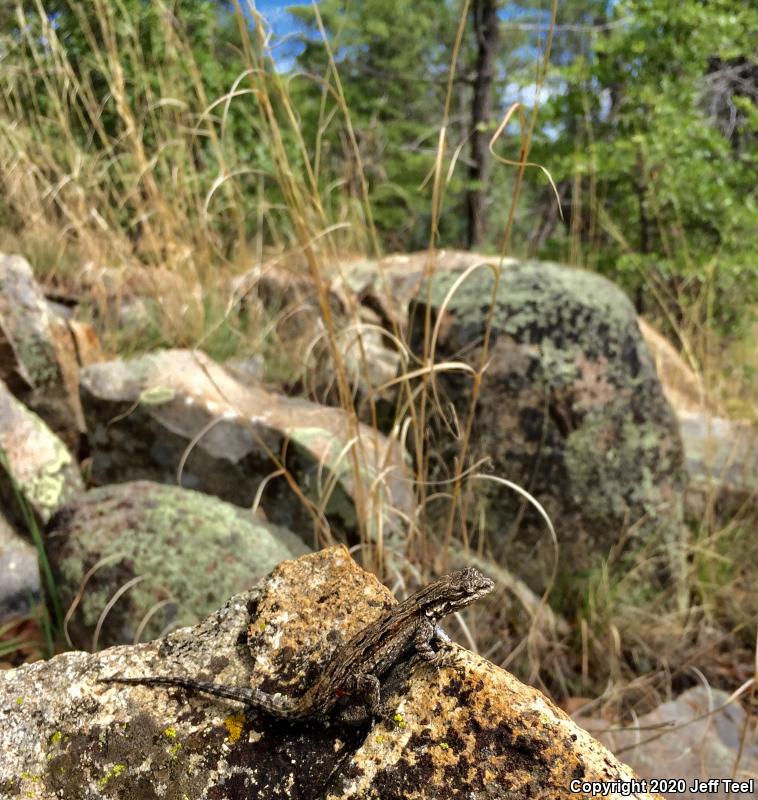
left=336, top=674, right=381, bottom=726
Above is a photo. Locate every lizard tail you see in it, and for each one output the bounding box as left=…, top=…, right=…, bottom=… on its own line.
left=98, top=675, right=300, bottom=717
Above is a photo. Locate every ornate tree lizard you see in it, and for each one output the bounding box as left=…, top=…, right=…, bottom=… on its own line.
left=100, top=567, right=494, bottom=724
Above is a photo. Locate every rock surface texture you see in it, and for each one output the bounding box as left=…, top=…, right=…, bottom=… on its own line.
left=574, top=687, right=758, bottom=799
left=79, top=349, right=413, bottom=546
left=0, top=377, right=83, bottom=527
left=45, top=480, right=310, bottom=650
left=0, top=512, right=40, bottom=623
left=0, top=547, right=660, bottom=799
left=408, top=259, right=686, bottom=588
left=0, top=252, right=90, bottom=449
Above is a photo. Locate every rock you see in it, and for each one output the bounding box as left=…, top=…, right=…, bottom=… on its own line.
left=408, top=260, right=686, bottom=590
left=231, top=260, right=350, bottom=342
left=45, top=480, right=311, bottom=650
left=0, top=252, right=89, bottom=449
left=232, top=261, right=400, bottom=403
left=0, top=547, right=659, bottom=799
left=0, top=377, right=84, bottom=527
left=75, top=261, right=203, bottom=343
left=679, top=411, right=757, bottom=518
left=573, top=687, right=758, bottom=798
left=341, top=249, right=493, bottom=334
left=320, top=303, right=400, bottom=407
left=66, top=318, right=103, bottom=369
left=79, top=349, right=413, bottom=545
left=0, top=513, right=40, bottom=623
left=637, top=318, right=709, bottom=416
left=223, top=354, right=266, bottom=386
left=636, top=318, right=756, bottom=520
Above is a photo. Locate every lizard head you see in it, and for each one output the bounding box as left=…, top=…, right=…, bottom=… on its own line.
left=424, top=567, right=494, bottom=618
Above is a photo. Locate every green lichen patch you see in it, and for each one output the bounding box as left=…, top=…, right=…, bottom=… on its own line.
left=0, top=384, right=83, bottom=525
left=46, top=480, right=309, bottom=648
left=139, top=386, right=176, bottom=405
left=97, top=763, right=125, bottom=791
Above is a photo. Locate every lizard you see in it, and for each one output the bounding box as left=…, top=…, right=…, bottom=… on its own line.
left=99, top=566, right=494, bottom=724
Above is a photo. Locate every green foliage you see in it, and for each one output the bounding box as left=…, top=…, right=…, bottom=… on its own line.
left=536, top=0, right=758, bottom=334
left=289, top=0, right=464, bottom=247
left=1, top=0, right=754, bottom=336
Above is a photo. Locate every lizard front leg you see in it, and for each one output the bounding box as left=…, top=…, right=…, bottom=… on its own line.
left=415, top=617, right=455, bottom=666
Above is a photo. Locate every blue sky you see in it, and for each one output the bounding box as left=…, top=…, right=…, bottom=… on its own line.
left=246, top=0, right=313, bottom=67
left=246, top=2, right=580, bottom=77
left=252, top=0, right=308, bottom=37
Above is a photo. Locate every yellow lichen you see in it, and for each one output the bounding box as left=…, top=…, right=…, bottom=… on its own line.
left=98, top=764, right=125, bottom=790
left=163, top=725, right=177, bottom=738
left=225, top=712, right=245, bottom=743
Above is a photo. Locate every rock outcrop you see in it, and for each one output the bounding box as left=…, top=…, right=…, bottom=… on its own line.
left=231, top=260, right=400, bottom=404
left=74, top=261, right=203, bottom=344
left=0, top=252, right=92, bottom=450
left=0, top=547, right=660, bottom=799
left=573, top=687, right=758, bottom=799
left=638, top=317, right=756, bottom=520
left=0, top=512, right=40, bottom=623
left=679, top=411, right=757, bottom=518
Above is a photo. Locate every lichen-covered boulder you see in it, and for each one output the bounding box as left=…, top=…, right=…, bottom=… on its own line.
left=0, top=377, right=84, bottom=527
left=79, top=349, right=413, bottom=546
left=45, top=480, right=310, bottom=650
left=409, top=260, right=686, bottom=590
left=0, top=252, right=91, bottom=449
left=0, top=547, right=660, bottom=799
